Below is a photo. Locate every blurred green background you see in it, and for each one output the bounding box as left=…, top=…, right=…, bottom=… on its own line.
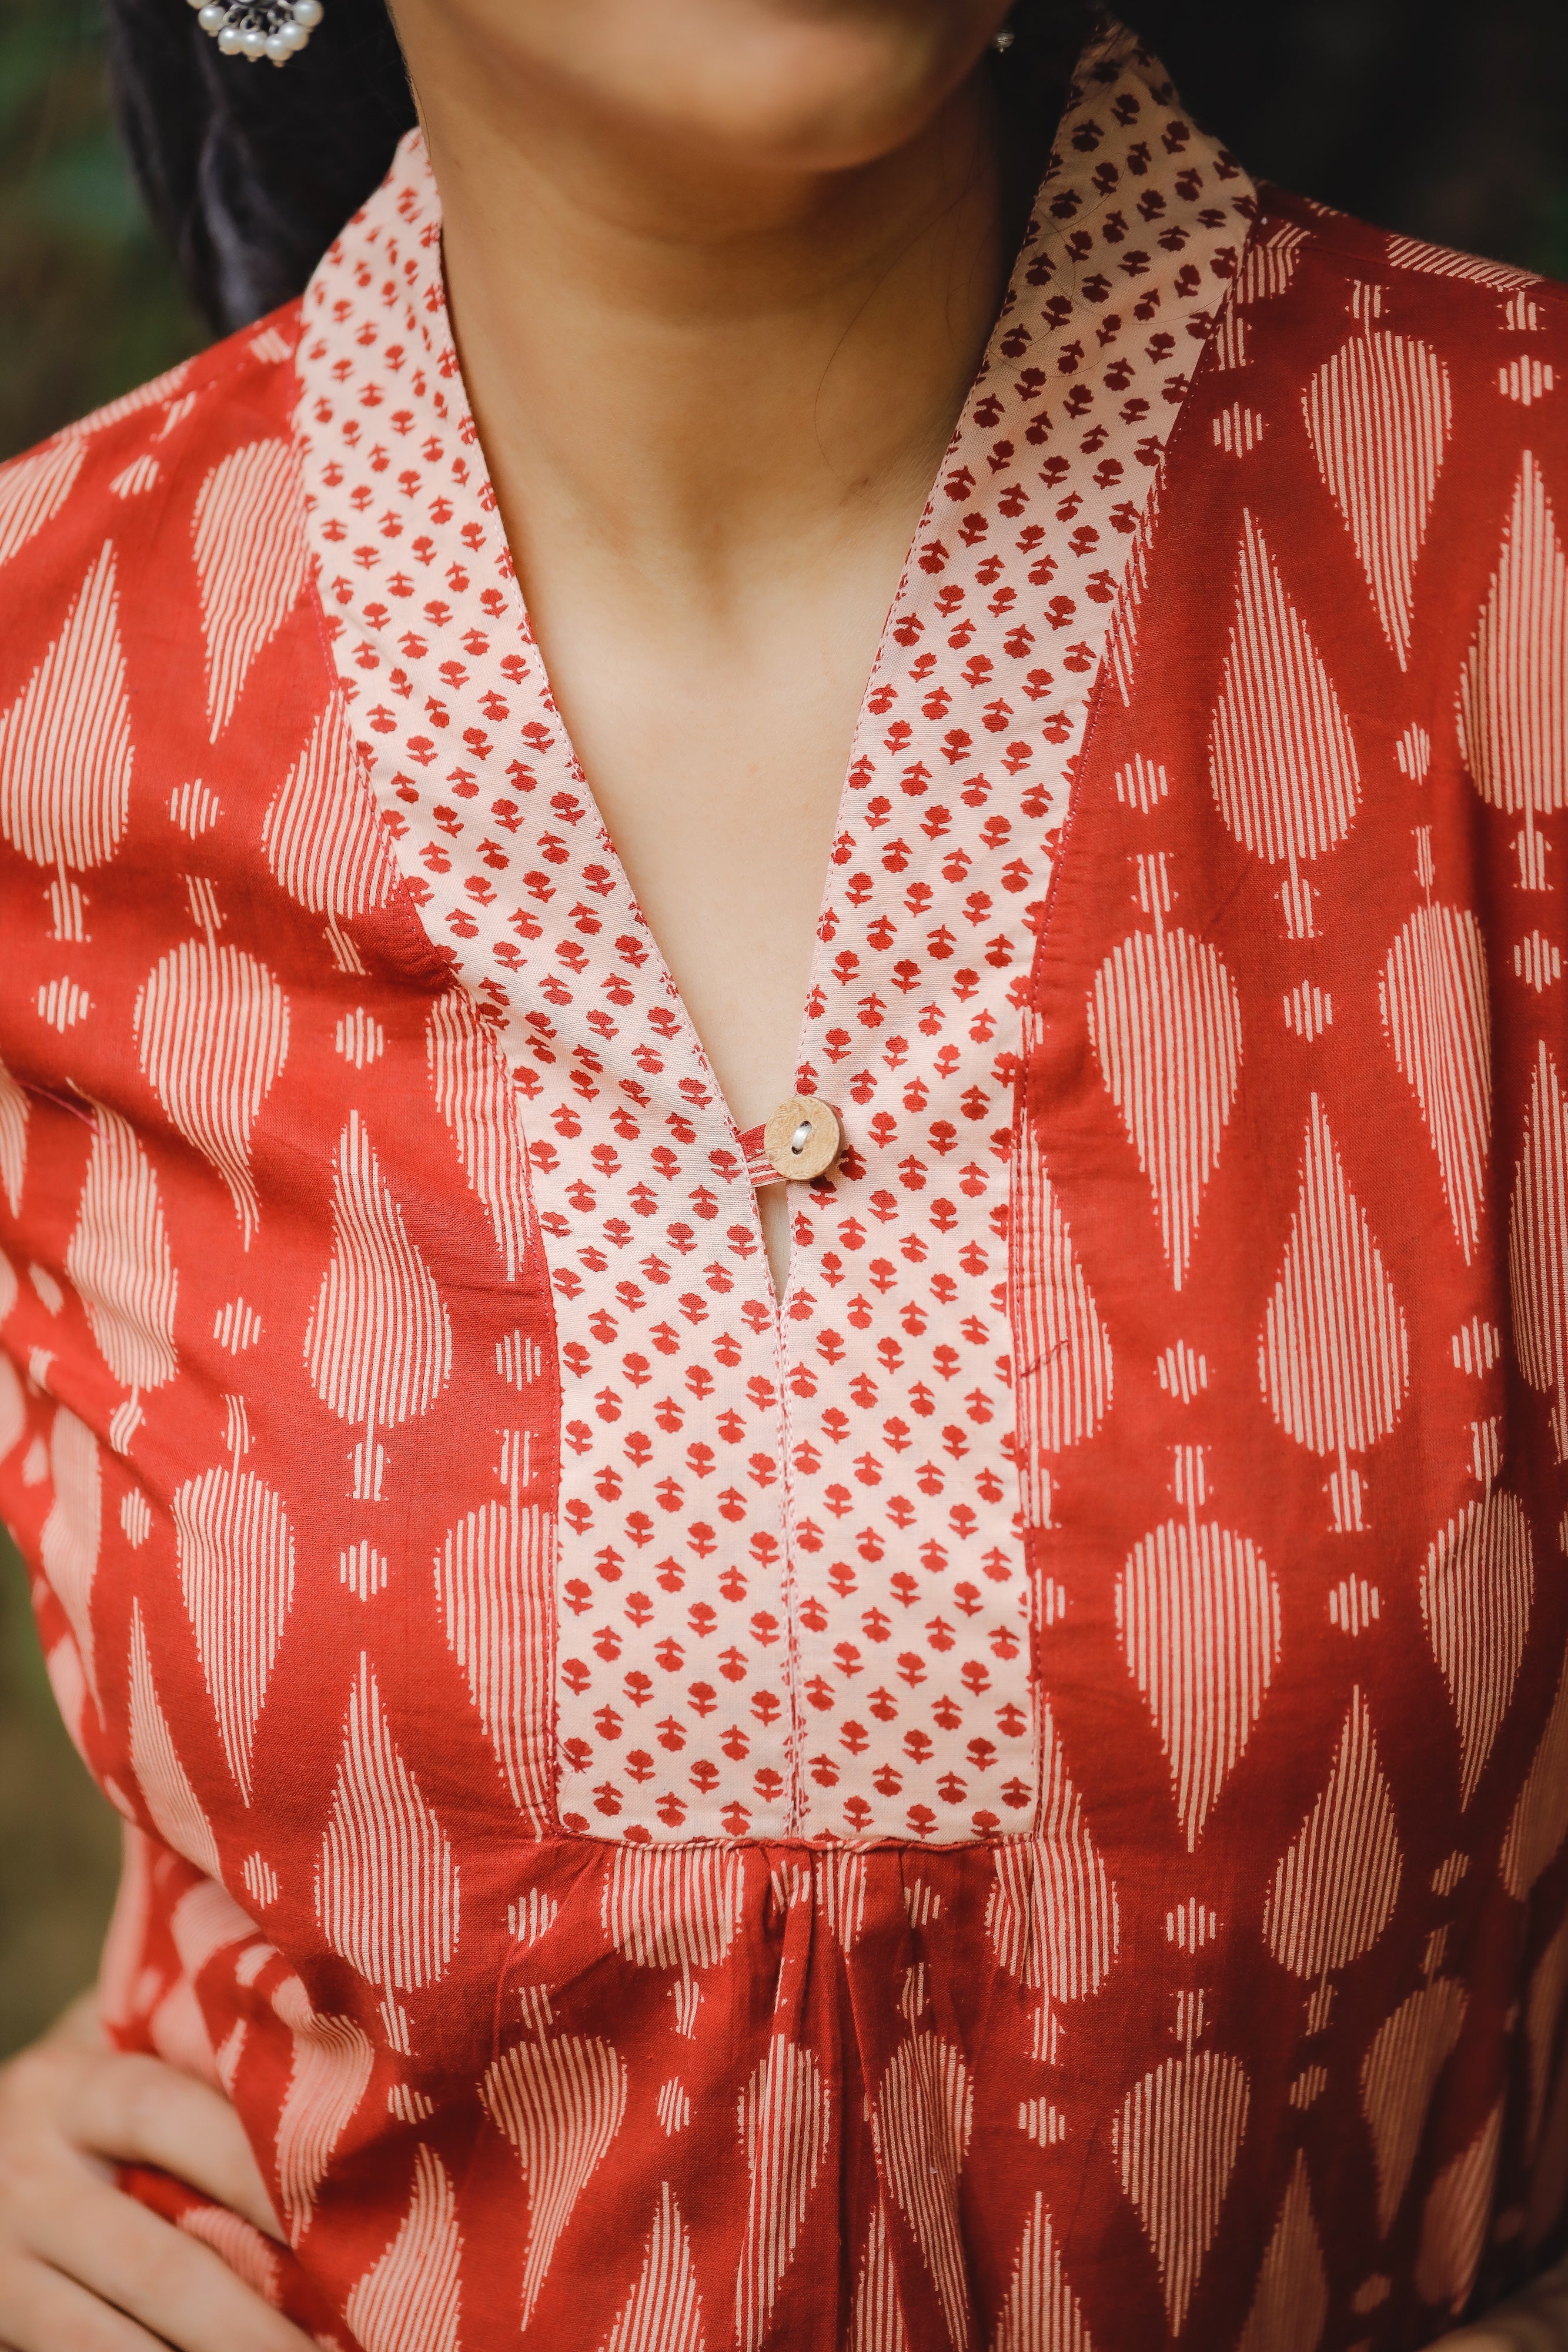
left=2, top=0, right=1568, bottom=2055
left=0, top=0, right=202, bottom=465
left=1, top=0, right=203, bottom=2061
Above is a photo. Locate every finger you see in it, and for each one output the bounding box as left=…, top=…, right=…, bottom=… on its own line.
left=0, top=2252, right=173, bottom=2352
left=63, top=2055, right=283, bottom=2240
left=24, top=2176, right=315, bottom=2352
left=44, top=1992, right=109, bottom=2054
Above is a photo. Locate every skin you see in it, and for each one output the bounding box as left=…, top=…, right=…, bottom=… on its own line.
left=0, top=2, right=1557, bottom=2344
left=392, top=0, right=1024, bottom=1298
left=0, top=1994, right=310, bottom=2350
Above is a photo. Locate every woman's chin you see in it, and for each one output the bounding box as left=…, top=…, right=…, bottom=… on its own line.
left=413, top=0, right=1005, bottom=179
left=613, top=12, right=988, bottom=174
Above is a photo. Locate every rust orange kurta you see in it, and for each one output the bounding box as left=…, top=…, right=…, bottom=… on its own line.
left=1, top=22, right=1566, bottom=2352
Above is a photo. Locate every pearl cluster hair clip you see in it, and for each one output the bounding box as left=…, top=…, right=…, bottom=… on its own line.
left=186, top=0, right=323, bottom=66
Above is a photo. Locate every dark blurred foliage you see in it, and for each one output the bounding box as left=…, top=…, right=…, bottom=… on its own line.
left=0, top=0, right=205, bottom=462
left=0, top=1553, right=120, bottom=2053
left=2, top=0, right=1568, bottom=2049
left=1131, top=0, right=1568, bottom=283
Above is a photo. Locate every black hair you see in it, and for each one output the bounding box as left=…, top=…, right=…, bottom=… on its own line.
left=103, top=0, right=417, bottom=332
left=101, top=0, right=1094, bottom=336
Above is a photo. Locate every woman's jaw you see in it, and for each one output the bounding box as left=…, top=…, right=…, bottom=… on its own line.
left=387, top=0, right=1015, bottom=185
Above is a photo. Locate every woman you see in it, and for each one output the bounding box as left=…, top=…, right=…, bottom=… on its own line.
left=0, top=0, right=1564, bottom=2344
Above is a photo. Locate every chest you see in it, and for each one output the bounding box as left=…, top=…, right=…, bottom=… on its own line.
left=4, top=551, right=1556, bottom=1881
left=497, top=530, right=924, bottom=1157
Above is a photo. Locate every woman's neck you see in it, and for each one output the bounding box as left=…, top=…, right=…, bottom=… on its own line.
left=408, top=51, right=1012, bottom=607
left=384, top=27, right=1059, bottom=1298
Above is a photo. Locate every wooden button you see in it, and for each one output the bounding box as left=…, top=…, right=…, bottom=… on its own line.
left=762, top=1095, right=841, bottom=1182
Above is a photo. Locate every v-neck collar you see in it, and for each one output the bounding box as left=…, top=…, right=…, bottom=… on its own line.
left=296, top=20, right=1253, bottom=1155
left=294, top=21, right=1256, bottom=1845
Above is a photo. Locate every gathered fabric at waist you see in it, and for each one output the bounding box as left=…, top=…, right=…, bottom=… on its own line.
left=104, top=1817, right=1538, bottom=2352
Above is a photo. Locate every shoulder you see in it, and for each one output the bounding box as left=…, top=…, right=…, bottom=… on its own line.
left=0, top=295, right=336, bottom=1024
left=1242, top=182, right=1568, bottom=382
left=1201, top=185, right=1568, bottom=608
left=0, top=302, right=307, bottom=653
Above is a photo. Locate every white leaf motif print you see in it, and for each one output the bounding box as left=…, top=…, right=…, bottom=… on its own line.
left=480, top=2033, right=628, bottom=2327
left=1209, top=512, right=1361, bottom=937
left=1011, top=1074, right=1112, bottom=1525
left=1420, top=1492, right=1534, bottom=1807
left=175, top=2206, right=280, bottom=2306
left=1509, top=1043, right=1568, bottom=1461
left=134, top=938, right=290, bottom=1248
left=991, top=2192, right=1093, bottom=2352
left=66, top=1104, right=178, bottom=1434
left=0, top=1354, right=23, bottom=1462
left=735, top=2039, right=829, bottom=2352
left=343, top=2145, right=462, bottom=2352
left=1105, top=475, right=1160, bottom=710
left=260, top=700, right=398, bottom=969
left=1457, top=450, right=1568, bottom=888
left=872, top=2037, right=974, bottom=2350
left=822, top=1849, right=867, bottom=1956
left=986, top=1703, right=1119, bottom=2014
left=1303, top=334, right=1453, bottom=668
left=0, top=1057, right=28, bottom=1215
left=127, top=1600, right=221, bottom=1877
left=604, top=2181, right=706, bottom=2352
left=1117, top=1516, right=1281, bottom=1849
left=1263, top=1688, right=1403, bottom=1977
left=39, top=1405, right=102, bottom=1708
left=193, top=440, right=309, bottom=739
left=1414, top=2100, right=1504, bottom=2314
left=1213, top=520, right=1363, bottom=941
left=1359, top=1977, right=1467, bottom=2235
left=436, top=1431, right=554, bottom=1832
left=849, top=2202, right=908, bottom=2352
left=1259, top=1097, right=1410, bottom=1531
left=272, top=1975, right=375, bottom=2246
left=315, top=1656, right=459, bottom=2003
left=305, top=1112, right=453, bottom=1501
left=1235, top=2153, right=1329, bottom=2352
left=1235, top=220, right=1308, bottom=303
left=426, top=988, right=534, bottom=1279
left=601, top=1842, right=741, bottom=2038
left=172, top=1455, right=296, bottom=1803
left=0, top=435, right=86, bottom=571
left=1379, top=903, right=1492, bottom=1263
left=168, top=1874, right=260, bottom=1980
left=0, top=540, right=132, bottom=942
left=1089, top=909, right=1243, bottom=1290
left=1386, top=238, right=1539, bottom=293
left=1113, top=2050, right=1250, bottom=2333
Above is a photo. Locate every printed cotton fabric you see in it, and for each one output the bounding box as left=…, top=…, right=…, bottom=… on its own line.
left=0, top=21, right=1566, bottom=2351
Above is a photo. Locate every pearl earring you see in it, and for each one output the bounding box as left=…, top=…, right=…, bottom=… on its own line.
left=186, top=0, right=323, bottom=66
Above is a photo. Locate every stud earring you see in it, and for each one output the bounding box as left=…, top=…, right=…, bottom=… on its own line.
left=188, top=0, right=322, bottom=66
left=991, top=18, right=1015, bottom=49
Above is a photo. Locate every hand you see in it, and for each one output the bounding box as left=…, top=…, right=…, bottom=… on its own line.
left=0, top=1992, right=315, bottom=2351
left=1439, top=2258, right=1568, bottom=2352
